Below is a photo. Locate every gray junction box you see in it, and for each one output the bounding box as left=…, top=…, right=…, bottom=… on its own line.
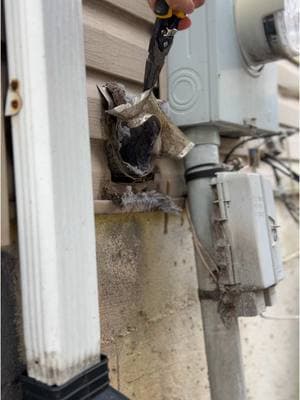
left=167, top=0, right=279, bottom=135
left=211, top=172, right=284, bottom=315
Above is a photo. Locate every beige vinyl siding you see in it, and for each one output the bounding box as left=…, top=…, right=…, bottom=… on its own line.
left=278, top=60, right=299, bottom=130
left=277, top=60, right=299, bottom=194
left=278, top=60, right=299, bottom=100
left=83, top=0, right=152, bottom=201
left=83, top=0, right=186, bottom=203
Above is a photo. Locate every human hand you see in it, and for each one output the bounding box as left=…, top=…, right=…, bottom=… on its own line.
left=148, top=0, right=205, bottom=30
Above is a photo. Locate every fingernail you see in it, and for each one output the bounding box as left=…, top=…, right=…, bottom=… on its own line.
left=186, top=4, right=195, bottom=13
left=178, top=18, right=192, bottom=30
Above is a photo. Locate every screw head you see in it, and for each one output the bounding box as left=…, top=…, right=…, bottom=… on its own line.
left=11, top=99, right=19, bottom=109
left=11, top=80, right=19, bottom=91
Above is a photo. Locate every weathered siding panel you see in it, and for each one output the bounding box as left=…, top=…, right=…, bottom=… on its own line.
left=279, top=95, right=300, bottom=128
left=83, top=0, right=157, bottom=202
left=275, top=60, right=299, bottom=135
left=102, top=0, right=154, bottom=23
left=277, top=60, right=299, bottom=195
left=83, top=0, right=185, bottom=201
left=278, top=60, right=299, bottom=99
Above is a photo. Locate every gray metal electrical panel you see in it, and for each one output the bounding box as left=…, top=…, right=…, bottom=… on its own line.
left=167, top=0, right=279, bottom=135
left=211, top=172, right=283, bottom=310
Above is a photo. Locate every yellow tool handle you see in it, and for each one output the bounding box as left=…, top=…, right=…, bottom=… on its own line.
left=154, top=0, right=186, bottom=19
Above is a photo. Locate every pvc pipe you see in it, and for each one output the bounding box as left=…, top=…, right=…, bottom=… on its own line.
left=184, top=126, right=246, bottom=400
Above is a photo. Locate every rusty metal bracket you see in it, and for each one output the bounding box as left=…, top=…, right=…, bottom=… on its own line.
left=5, top=79, right=22, bottom=116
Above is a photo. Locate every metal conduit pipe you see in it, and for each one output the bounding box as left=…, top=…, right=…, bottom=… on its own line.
left=183, top=126, right=246, bottom=400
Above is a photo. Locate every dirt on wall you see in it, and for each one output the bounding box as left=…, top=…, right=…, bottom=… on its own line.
left=1, top=247, right=25, bottom=400
left=95, top=204, right=299, bottom=400
left=95, top=212, right=211, bottom=400
left=1, top=204, right=298, bottom=400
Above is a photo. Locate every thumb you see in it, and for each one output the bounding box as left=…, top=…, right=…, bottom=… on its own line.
left=166, top=0, right=195, bottom=14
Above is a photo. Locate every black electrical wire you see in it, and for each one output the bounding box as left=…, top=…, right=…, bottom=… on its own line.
left=223, top=134, right=299, bottom=181
left=282, top=196, right=299, bottom=224
left=223, top=133, right=281, bottom=164
left=262, top=155, right=300, bottom=182
left=268, top=162, right=299, bottom=224
left=263, top=158, right=288, bottom=178
left=223, top=137, right=257, bottom=163
left=272, top=166, right=299, bottom=222
left=224, top=132, right=299, bottom=223
left=264, top=153, right=299, bottom=179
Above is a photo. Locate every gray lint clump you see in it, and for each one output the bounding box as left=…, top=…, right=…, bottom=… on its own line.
left=98, top=82, right=193, bottom=213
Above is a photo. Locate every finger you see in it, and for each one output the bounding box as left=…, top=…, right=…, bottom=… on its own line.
left=148, top=0, right=156, bottom=10
left=193, top=0, right=205, bottom=8
left=178, top=16, right=192, bottom=30
left=167, top=0, right=195, bottom=14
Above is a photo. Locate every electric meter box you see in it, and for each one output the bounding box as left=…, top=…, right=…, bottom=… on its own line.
left=212, top=172, right=284, bottom=290
left=167, top=0, right=279, bottom=135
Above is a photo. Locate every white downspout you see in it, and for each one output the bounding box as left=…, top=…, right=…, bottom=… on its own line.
left=4, top=0, right=101, bottom=386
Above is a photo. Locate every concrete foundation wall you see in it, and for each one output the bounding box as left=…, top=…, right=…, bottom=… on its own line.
left=96, top=212, right=210, bottom=399
left=2, top=202, right=298, bottom=400
left=96, top=202, right=299, bottom=399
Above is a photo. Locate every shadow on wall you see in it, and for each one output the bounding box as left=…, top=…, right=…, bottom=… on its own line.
left=1, top=247, right=25, bottom=400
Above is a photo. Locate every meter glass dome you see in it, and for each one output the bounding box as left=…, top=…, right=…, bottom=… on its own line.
left=235, top=0, right=300, bottom=67
left=274, top=0, right=300, bottom=58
